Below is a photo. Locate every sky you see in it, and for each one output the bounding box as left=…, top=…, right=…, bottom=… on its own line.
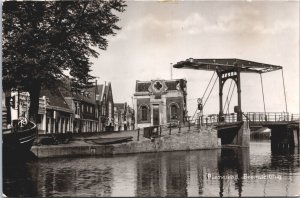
left=90, top=1, right=299, bottom=116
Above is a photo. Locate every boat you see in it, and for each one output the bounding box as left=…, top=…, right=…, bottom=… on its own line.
left=84, top=136, right=133, bottom=145
left=2, top=91, right=37, bottom=156
left=3, top=119, right=37, bottom=154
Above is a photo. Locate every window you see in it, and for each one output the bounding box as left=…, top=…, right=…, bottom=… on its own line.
left=170, top=103, right=178, bottom=119
left=141, top=105, right=148, bottom=121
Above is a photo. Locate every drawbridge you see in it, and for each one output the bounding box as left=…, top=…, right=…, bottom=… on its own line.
left=174, top=58, right=299, bottom=150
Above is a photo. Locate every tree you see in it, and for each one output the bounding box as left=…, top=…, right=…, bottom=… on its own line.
left=2, top=1, right=126, bottom=121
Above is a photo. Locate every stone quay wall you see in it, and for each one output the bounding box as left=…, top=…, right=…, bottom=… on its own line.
left=31, top=127, right=219, bottom=158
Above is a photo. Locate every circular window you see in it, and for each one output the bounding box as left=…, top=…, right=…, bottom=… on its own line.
left=153, top=81, right=163, bottom=92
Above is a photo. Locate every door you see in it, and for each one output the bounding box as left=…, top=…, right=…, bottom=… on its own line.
left=153, top=105, right=160, bottom=126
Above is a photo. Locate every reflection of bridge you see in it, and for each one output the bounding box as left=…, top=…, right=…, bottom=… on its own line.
left=174, top=58, right=299, bottom=149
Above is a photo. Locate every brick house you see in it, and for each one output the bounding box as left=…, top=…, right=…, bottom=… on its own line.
left=133, top=79, right=187, bottom=128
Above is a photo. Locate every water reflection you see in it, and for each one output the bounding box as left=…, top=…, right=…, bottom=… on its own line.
left=3, top=142, right=300, bottom=197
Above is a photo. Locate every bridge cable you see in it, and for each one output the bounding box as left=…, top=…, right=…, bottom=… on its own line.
left=201, top=71, right=216, bottom=100
left=223, top=80, right=234, bottom=112
left=225, top=84, right=236, bottom=114
left=281, top=69, right=288, bottom=112
left=191, top=71, right=216, bottom=121
left=259, top=73, right=266, bottom=114
left=203, top=76, right=218, bottom=108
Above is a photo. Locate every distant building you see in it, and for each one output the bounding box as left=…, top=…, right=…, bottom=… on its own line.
left=114, top=102, right=135, bottom=131
left=96, top=82, right=114, bottom=131
left=133, top=79, right=187, bottom=128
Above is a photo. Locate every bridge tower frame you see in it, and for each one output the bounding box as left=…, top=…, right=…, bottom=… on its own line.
left=217, top=66, right=242, bottom=122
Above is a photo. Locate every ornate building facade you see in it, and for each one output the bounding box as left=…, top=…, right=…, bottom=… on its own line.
left=133, top=79, right=187, bottom=128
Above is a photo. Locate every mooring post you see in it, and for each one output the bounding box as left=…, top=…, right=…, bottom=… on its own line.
left=137, top=128, right=140, bottom=141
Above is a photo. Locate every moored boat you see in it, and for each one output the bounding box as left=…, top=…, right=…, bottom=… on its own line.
left=2, top=90, right=37, bottom=156
left=3, top=120, right=37, bottom=154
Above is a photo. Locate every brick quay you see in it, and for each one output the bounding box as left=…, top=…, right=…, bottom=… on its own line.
left=31, top=126, right=220, bottom=158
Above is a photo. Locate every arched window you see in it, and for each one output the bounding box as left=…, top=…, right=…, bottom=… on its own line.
left=170, top=103, right=178, bottom=120
left=141, top=105, right=148, bottom=121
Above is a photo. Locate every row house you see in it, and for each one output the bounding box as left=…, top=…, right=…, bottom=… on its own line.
left=114, top=102, right=135, bottom=131
left=96, top=82, right=114, bottom=132
left=36, top=79, right=127, bottom=134
left=60, top=81, right=99, bottom=133
left=37, top=87, right=73, bottom=134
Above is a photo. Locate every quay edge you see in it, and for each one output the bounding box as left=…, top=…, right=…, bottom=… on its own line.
left=31, top=127, right=220, bottom=158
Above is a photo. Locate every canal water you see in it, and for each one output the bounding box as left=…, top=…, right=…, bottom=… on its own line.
left=3, top=141, right=300, bottom=197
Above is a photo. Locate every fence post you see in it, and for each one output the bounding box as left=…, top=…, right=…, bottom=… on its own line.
left=206, top=117, right=208, bottom=127
left=198, top=116, right=200, bottom=129
left=291, top=114, right=293, bottom=121
left=188, top=119, right=190, bottom=131
left=137, top=128, right=140, bottom=141
left=169, top=123, right=171, bottom=135
left=178, top=124, right=181, bottom=133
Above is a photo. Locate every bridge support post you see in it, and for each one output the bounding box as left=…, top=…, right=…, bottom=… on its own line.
left=217, top=121, right=250, bottom=147
left=236, top=121, right=250, bottom=147
left=269, top=124, right=299, bottom=151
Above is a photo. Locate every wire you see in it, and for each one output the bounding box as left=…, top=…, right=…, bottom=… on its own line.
left=225, top=84, right=236, bottom=114
left=260, top=73, right=266, bottom=114
left=203, top=77, right=218, bottom=108
left=281, top=69, right=288, bottom=112
left=191, top=71, right=216, bottom=121
left=201, top=71, right=216, bottom=100
left=223, top=80, right=233, bottom=112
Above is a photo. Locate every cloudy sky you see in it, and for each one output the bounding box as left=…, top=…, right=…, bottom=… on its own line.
left=90, top=1, right=299, bottom=116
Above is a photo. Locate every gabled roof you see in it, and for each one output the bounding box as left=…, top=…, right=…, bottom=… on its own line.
left=72, top=88, right=96, bottom=105
left=40, top=87, right=72, bottom=112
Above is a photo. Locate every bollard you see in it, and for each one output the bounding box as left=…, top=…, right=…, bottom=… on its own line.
left=137, top=128, right=140, bottom=141
left=178, top=125, right=181, bottom=133
left=169, top=123, right=171, bottom=135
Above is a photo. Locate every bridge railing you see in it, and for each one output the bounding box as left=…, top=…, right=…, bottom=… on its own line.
left=193, top=112, right=300, bottom=126
left=245, top=112, right=300, bottom=123
left=193, top=113, right=239, bottom=126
